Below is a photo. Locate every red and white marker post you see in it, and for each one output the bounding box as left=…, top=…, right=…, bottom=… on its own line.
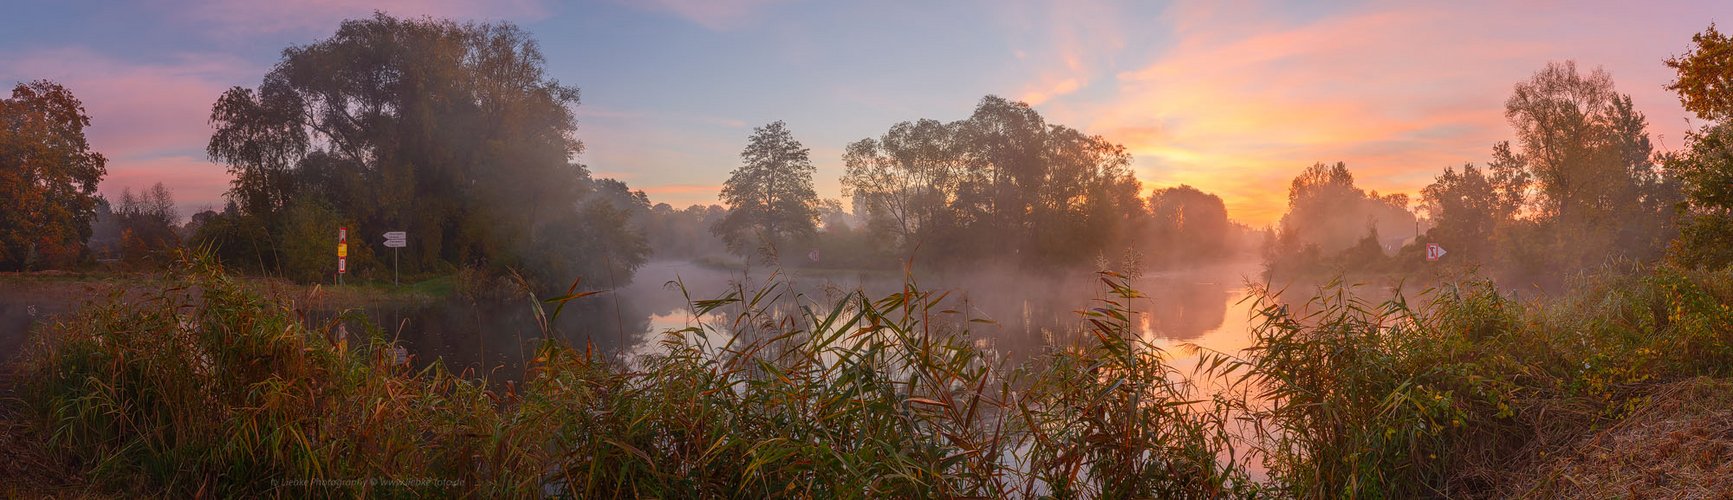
left=338, top=227, right=348, bottom=284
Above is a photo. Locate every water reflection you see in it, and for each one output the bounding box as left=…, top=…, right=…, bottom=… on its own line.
left=0, top=261, right=1265, bottom=385
left=335, top=260, right=1264, bottom=383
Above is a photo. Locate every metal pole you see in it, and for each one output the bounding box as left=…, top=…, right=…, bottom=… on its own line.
left=394, top=247, right=399, bottom=286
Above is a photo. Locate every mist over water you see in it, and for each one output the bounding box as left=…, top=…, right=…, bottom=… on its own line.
left=340, top=259, right=1265, bottom=382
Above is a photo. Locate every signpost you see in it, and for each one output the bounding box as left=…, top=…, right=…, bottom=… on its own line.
left=1426, top=243, right=1447, bottom=262
left=337, top=227, right=348, bottom=285
left=383, top=231, right=407, bottom=285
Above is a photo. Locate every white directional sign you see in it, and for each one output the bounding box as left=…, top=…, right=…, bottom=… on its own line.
left=1426, top=243, right=1447, bottom=262
left=383, top=230, right=407, bottom=285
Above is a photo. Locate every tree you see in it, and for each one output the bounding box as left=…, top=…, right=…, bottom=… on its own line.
left=1420, top=163, right=1517, bottom=263
left=713, top=120, right=818, bottom=260
left=1668, top=123, right=1733, bottom=268
left=841, top=95, right=1142, bottom=268
left=1146, top=185, right=1231, bottom=266
left=207, top=14, right=645, bottom=288
left=644, top=203, right=728, bottom=260
left=1666, top=23, right=1733, bottom=123
left=842, top=118, right=957, bottom=250
left=0, top=80, right=107, bottom=270
left=1501, top=61, right=1673, bottom=272
left=1667, top=24, right=1733, bottom=268
left=1266, top=162, right=1418, bottom=276
left=1275, top=162, right=1416, bottom=255
left=115, top=182, right=181, bottom=266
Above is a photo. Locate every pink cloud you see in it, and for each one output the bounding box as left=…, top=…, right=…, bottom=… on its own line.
left=2, top=48, right=254, bottom=217
left=1, top=48, right=253, bottom=158
left=1006, top=0, right=1127, bottom=106
left=100, top=155, right=234, bottom=217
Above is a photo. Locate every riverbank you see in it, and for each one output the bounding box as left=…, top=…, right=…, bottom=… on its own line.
left=2, top=259, right=1729, bottom=496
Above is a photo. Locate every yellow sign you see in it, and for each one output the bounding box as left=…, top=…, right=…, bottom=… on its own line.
left=338, top=243, right=348, bottom=257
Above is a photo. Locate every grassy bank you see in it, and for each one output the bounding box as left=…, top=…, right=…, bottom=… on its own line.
left=1204, top=264, right=1733, bottom=497
left=14, top=257, right=1251, bottom=497
left=8, top=255, right=1733, bottom=497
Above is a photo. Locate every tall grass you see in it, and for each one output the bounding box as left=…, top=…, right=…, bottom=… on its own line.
left=24, top=252, right=1732, bottom=497
left=21, top=255, right=1254, bottom=497
left=1202, top=264, right=1733, bottom=497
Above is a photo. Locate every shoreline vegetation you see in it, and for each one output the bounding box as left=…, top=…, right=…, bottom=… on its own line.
left=2, top=254, right=1728, bottom=497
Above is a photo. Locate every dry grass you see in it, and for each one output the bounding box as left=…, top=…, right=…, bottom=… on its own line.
left=1509, top=377, right=1733, bottom=499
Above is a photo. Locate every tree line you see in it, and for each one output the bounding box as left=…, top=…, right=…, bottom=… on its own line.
left=705, top=95, right=1251, bottom=273
left=7, top=14, right=1732, bottom=293
left=1264, top=30, right=1733, bottom=290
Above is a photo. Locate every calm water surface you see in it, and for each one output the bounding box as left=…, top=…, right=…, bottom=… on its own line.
left=357, top=260, right=1269, bottom=383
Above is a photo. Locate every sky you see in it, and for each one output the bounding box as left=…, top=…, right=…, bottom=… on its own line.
left=1, top=0, right=1727, bottom=226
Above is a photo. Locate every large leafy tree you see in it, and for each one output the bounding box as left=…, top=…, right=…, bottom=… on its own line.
left=841, top=118, right=957, bottom=251
left=1666, top=24, right=1733, bottom=268
left=713, top=120, right=819, bottom=260
left=206, top=14, right=644, bottom=287
left=1499, top=61, right=1675, bottom=274
left=0, top=81, right=107, bottom=270
left=841, top=95, right=1142, bottom=268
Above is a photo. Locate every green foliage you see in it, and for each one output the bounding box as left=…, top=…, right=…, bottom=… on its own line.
left=206, top=14, right=646, bottom=289
left=0, top=80, right=107, bottom=270
left=1495, top=62, right=1675, bottom=278
left=189, top=204, right=275, bottom=275
left=1420, top=161, right=1522, bottom=264
left=644, top=203, right=730, bottom=260
left=275, top=197, right=360, bottom=283
left=1202, top=264, right=1733, bottom=496
left=842, top=96, right=1144, bottom=269
left=714, top=120, right=820, bottom=261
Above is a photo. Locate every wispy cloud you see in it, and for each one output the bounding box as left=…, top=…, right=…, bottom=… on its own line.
left=1005, top=0, right=1127, bottom=106
left=1022, top=0, right=1705, bottom=225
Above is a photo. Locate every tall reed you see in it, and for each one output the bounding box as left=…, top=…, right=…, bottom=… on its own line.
left=22, top=254, right=1255, bottom=497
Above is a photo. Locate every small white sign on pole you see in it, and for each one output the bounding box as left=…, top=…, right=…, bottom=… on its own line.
left=383, top=231, right=407, bottom=285
left=1426, top=243, right=1447, bottom=262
